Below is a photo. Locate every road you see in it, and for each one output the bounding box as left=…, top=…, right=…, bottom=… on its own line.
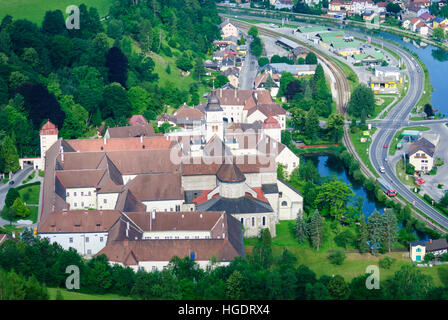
left=0, top=166, right=34, bottom=226
left=238, top=37, right=258, bottom=90
left=369, top=44, right=448, bottom=230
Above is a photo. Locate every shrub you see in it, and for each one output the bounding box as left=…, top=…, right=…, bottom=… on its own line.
left=379, top=257, right=396, bottom=269
left=328, top=251, right=346, bottom=265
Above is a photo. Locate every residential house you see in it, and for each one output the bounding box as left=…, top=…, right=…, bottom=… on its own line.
left=409, top=238, right=448, bottom=262
left=408, top=137, right=436, bottom=174
left=223, top=67, right=240, bottom=88
left=254, top=71, right=281, bottom=97
left=329, top=0, right=353, bottom=11
left=220, top=19, right=240, bottom=38
left=273, top=0, right=294, bottom=10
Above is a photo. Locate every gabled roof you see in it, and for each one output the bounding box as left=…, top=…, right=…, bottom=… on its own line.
left=263, top=117, right=281, bottom=129
left=39, top=210, right=123, bottom=233
left=124, top=211, right=226, bottom=232
left=126, top=173, right=184, bottom=202
left=409, top=137, right=435, bottom=157
left=107, top=124, right=155, bottom=138
left=129, top=115, right=147, bottom=126
left=204, top=135, right=233, bottom=157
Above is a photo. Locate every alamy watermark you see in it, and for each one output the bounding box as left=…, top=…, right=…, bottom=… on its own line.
left=65, top=265, right=80, bottom=290
left=365, top=265, right=380, bottom=289
left=65, top=5, right=80, bottom=30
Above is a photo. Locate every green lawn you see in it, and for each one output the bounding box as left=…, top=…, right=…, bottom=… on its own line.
left=22, top=171, right=35, bottom=185
left=349, top=127, right=379, bottom=177
left=389, top=126, right=430, bottom=156
left=245, top=220, right=448, bottom=287
left=0, top=0, right=113, bottom=24
left=373, top=96, right=395, bottom=119
left=47, top=288, right=131, bottom=300
left=27, top=206, right=38, bottom=223
left=395, top=159, right=415, bottom=187
left=18, top=184, right=40, bottom=205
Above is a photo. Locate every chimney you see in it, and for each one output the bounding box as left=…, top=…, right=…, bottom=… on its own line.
left=123, top=239, right=128, bottom=247
left=152, top=209, right=156, bottom=220
left=140, top=135, right=143, bottom=143
left=125, top=228, right=129, bottom=238
left=234, top=88, right=237, bottom=98
left=60, top=145, right=64, bottom=162
left=220, top=89, right=223, bottom=98
left=103, top=136, right=107, bottom=145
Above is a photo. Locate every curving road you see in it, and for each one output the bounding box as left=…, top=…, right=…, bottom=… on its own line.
left=369, top=44, right=448, bottom=230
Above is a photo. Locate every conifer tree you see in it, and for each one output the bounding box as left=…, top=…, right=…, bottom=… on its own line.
left=295, top=215, right=308, bottom=244
left=309, top=209, right=324, bottom=250
left=358, top=213, right=370, bottom=253
left=368, top=210, right=384, bottom=255
left=383, top=209, right=398, bottom=252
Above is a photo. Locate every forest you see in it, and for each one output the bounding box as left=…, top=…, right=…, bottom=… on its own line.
left=0, top=228, right=447, bottom=300
left=0, top=0, right=221, bottom=173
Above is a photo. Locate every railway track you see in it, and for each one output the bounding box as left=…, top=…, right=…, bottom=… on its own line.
left=231, top=19, right=375, bottom=178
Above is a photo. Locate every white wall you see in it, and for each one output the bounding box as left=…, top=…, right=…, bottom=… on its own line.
left=143, top=199, right=184, bottom=212
left=276, top=147, right=300, bottom=175
left=40, top=232, right=109, bottom=256
left=97, top=193, right=120, bottom=210
left=277, top=179, right=303, bottom=220
left=66, top=187, right=97, bottom=210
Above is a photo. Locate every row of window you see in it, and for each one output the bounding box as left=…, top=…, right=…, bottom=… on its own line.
left=145, top=235, right=211, bottom=240
left=69, top=236, right=104, bottom=243
left=241, top=216, right=267, bottom=227
left=67, top=191, right=93, bottom=197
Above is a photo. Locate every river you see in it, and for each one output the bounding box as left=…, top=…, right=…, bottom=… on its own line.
left=303, top=153, right=429, bottom=240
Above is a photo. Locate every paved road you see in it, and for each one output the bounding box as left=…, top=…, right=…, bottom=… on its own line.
left=238, top=38, right=258, bottom=90
left=0, top=166, right=34, bottom=226
left=369, top=44, right=448, bottom=230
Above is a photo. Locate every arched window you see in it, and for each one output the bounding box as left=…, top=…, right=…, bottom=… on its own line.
left=281, top=201, right=288, bottom=206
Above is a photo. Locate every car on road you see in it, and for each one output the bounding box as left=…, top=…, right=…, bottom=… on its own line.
left=383, top=144, right=388, bottom=148
left=380, top=166, right=385, bottom=173
left=9, top=180, right=14, bottom=185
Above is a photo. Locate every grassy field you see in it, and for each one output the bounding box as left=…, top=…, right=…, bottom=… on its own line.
left=396, top=159, right=415, bottom=187
left=245, top=221, right=448, bottom=287
left=373, top=96, right=395, bottom=119
left=349, top=127, right=379, bottom=177
left=47, top=288, right=131, bottom=300
left=389, top=126, right=430, bottom=156
left=0, top=0, right=113, bottom=24
left=18, top=184, right=40, bottom=205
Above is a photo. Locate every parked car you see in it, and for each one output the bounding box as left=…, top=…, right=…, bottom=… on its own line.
left=9, top=180, right=14, bottom=185
left=380, top=166, right=386, bottom=173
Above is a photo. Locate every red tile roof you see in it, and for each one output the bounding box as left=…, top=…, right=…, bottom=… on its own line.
left=129, top=115, right=147, bottom=126
left=65, top=136, right=174, bottom=152
left=40, top=120, right=58, bottom=135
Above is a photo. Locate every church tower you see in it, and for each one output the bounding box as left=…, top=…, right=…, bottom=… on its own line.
left=205, top=89, right=224, bottom=143
left=40, top=120, right=59, bottom=168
